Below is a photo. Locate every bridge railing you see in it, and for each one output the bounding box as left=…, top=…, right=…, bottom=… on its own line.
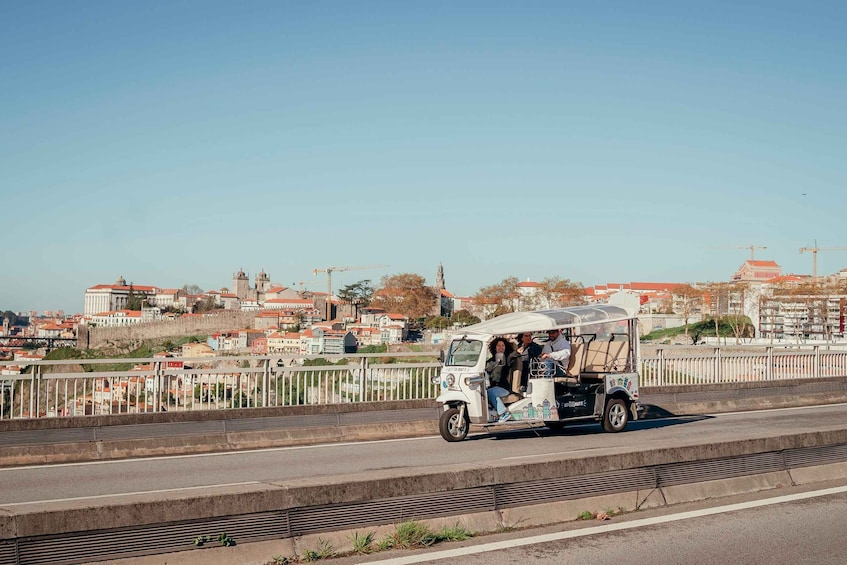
left=1, top=346, right=846, bottom=419
left=639, top=346, right=847, bottom=386
left=0, top=352, right=443, bottom=419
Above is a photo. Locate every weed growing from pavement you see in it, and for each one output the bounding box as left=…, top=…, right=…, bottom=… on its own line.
left=301, top=538, right=336, bottom=562
left=350, top=531, right=375, bottom=554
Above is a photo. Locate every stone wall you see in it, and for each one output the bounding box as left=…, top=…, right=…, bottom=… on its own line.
left=82, top=311, right=257, bottom=350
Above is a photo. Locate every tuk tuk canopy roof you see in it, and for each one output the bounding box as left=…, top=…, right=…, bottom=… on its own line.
left=457, top=304, right=635, bottom=337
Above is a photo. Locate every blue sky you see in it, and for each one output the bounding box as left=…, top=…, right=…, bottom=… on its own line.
left=2, top=1, right=846, bottom=314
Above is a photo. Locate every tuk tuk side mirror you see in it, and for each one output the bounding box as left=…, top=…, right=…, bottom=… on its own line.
left=438, top=350, right=445, bottom=363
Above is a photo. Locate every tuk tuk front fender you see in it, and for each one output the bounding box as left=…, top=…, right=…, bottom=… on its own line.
left=436, top=390, right=470, bottom=406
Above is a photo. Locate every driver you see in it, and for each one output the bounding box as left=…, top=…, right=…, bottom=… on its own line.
left=540, top=328, right=570, bottom=377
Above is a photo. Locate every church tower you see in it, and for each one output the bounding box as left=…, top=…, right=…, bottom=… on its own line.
left=255, top=269, right=271, bottom=293
left=233, top=269, right=250, bottom=299
left=433, top=263, right=446, bottom=316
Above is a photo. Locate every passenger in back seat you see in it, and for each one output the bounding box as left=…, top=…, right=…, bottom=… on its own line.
left=540, top=328, right=571, bottom=377
left=485, top=337, right=516, bottom=422
left=510, top=332, right=542, bottom=389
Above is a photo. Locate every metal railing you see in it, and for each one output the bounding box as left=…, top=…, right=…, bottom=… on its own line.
left=0, top=352, right=442, bottom=419
left=2, top=346, right=847, bottom=419
left=640, top=345, right=847, bottom=386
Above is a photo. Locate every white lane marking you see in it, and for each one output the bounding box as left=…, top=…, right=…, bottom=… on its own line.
left=367, top=485, right=847, bottom=564
left=713, top=401, right=847, bottom=416
left=0, top=435, right=441, bottom=472
left=0, top=481, right=262, bottom=507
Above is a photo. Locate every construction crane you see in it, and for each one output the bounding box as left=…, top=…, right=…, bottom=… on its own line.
left=734, top=245, right=767, bottom=261
left=799, top=243, right=847, bottom=278
left=312, top=265, right=389, bottom=320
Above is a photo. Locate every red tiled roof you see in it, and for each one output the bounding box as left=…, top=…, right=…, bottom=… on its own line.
left=628, top=282, right=684, bottom=291
left=765, top=275, right=806, bottom=283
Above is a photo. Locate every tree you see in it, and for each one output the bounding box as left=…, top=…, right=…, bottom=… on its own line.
left=671, top=284, right=704, bottom=341
left=704, top=281, right=749, bottom=345
left=338, top=280, right=375, bottom=319
left=372, top=273, right=437, bottom=320
left=451, top=309, right=481, bottom=327
left=474, top=277, right=519, bottom=315
left=182, top=284, right=204, bottom=295
left=424, top=315, right=449, bottom=330
left=1, top=311, right=23, bottom=326
left=539, top=277, right=585, bottom=308
left=125, top=285, right=143, bottom=310
left=194, top=295, right=217, bottom=313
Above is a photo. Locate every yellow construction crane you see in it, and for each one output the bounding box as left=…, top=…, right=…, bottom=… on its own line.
left=312, top=265, right=389, bottom=320
left=733, top=245, right=767, bottom=261
left=799, top=243, right=847, bottom=278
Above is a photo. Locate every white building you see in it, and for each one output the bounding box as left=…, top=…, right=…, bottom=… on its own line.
left=84, top=276, right=158, bottom=315
left=89, top=310, right=143, bottom=327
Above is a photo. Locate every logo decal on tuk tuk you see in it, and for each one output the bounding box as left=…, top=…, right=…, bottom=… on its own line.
left=557, top=399, right=587, bottom=409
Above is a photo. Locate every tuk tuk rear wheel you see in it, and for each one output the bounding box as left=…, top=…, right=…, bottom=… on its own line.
left=602, top=398, right=629, bottom=433
left=439, top=406, right=469, bottom=442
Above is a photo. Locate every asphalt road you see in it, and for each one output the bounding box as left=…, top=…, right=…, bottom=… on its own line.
left=363, top=486, right=847, bottom=565
left=2, top=403, right=846, bottom=506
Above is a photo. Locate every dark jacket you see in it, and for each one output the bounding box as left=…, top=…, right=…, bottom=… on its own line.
left=510, top=342, right=543, bottom=389
left=486, top=356, right=517, bottom=390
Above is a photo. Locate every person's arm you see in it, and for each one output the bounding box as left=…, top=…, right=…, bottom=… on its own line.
left=548, top=349, right=570, bottom=362
left=547, top=341, right=571, bottom=362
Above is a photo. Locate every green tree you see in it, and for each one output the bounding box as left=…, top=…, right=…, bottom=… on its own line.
left=451, top=310, right=480, bottom=327
left=424, top=315, right=449, bottom=330
left=338, top=280, right=375, bottom=320
left=125, top=285, right=143, bottom=310
left=1, top=311, right=24, bottom=326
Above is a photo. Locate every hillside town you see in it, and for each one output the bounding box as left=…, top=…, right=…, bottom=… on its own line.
left=4, top=256, right=847, bottom=372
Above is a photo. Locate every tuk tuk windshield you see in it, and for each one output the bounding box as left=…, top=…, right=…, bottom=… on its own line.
left=445, top=338, right=484, bottom=367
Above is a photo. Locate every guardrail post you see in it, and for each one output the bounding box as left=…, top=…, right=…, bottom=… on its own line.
left=262, top=359, right=270, bottom=408
left=766, top=347, right=773, bottom=380
left=714, top=347, right=721, bottom=384
left=657, top=348, right=665, bottom=386
left=360, top=357, right=367, bottom=402
left=33, top=365, right=41, bottom=418
left=813, top=345, right=820, bottom=379
left=153, top=361, right=163, bottom=413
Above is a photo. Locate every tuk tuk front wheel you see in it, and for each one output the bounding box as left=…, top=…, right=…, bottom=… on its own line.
left=602, top=398, right=629, bottom=433
left=439, top=406, right=469, bottom=442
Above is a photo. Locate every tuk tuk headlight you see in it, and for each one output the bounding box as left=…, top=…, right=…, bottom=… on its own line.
left=445, top=374, right=456, bottom=387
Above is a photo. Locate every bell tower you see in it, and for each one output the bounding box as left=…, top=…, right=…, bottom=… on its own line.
left=233, top=269, right=250, bottom=299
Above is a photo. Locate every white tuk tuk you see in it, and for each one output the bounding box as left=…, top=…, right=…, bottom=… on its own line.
left=433, top=304, right=640, bottom=442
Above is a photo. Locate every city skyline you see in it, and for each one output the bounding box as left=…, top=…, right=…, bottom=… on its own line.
left=3, top=2, right=846, bottom=314
left=3, top=252, right=840, bottom=316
